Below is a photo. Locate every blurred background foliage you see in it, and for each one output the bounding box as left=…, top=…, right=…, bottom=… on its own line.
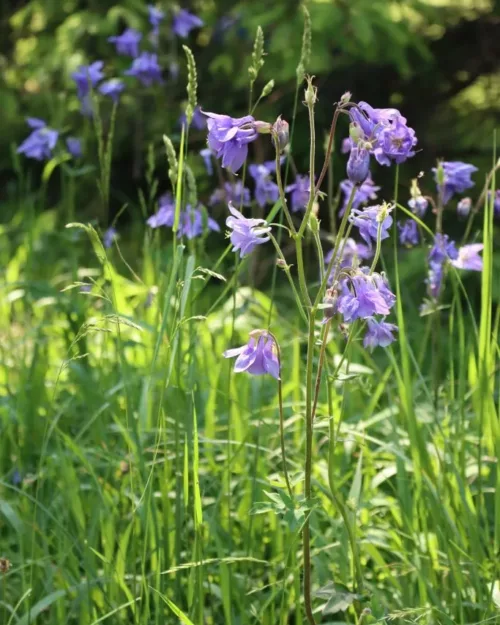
left=2, top=0, right=500, bottom=220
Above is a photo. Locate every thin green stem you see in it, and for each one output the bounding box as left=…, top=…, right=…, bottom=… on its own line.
left=269, top=234, right=308, bottom=325
left=315, top=107, right=341, bottom=195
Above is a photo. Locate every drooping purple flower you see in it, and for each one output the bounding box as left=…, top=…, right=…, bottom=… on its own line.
left=66, top=137, right=82, bottom=159
left=451, top=244, right=483, bottom=271
left=17, top=118, right=59, bottom=161
left=286, top=175, right=310, bottom=212
left=408, top=195, right=428, bottom=218
left=147, top=193, right=219, bottom=238
left=72, top=61, right=104, bottom=99
left=148, top=5, right=165, bottom=29
left=173, top=9, right=204, bottom=38
left=223, top=331, right=280, bottom=379
left=336, top=272, right=394, bottom=322
left=363, top=318, right=398, bottom=349
left=103, top=227, right=117, bottom=249
left=204, top=112, right=258, bottom=173
left=226, top=203, right=271, bottom=257
left=433, top=161, right=477, bottom=205
left=249, top=163, right=279, bottom=208
left=200, top=148, right=214, bottom=175
left=428, top=233, right=458, bottom=268
left=346, top=146, right=370, bottom=184
left=457, top=197, right=472, bottom=218
left=179, top=106, right=206, bottom=130
left=398, top=219, right=419, bottom=246
left=125, top=52, right=162, bottom=86
left=350, top=204, right=393, bottom=246
left=210, top=182, right=251, bottom=207
left=99, top=79, right=125, bottom=103
left=108, top=28, right=142, bottom=57
left=339, top=174, right=380, bottom=216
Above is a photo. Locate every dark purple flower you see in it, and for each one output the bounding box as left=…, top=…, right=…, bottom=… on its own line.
left=200, top=148, right=213, bottom=175
left=457, top=197, right=472, bottom=218
left=339, top=174, right=380, bottom=216
left=17, top=118, right=58, bottom=161
left=66, top=137, right=82, bottom=159
left=350, top=204, right=393, bottom=246
left=179, top=105, right=206, bottom=130
left=99, top=79, right=125, bottom=103
left=428, top=233, right=458, bottom=268
left=103, top=227, right=117, bottom=248
left=363, top=318, right=398, bottom=349
left=210, top=182, right=251, bottom=207
left=451, top=244, right=483, bottom=271
left=224, top=332, right=279, bottom=379
left=108, top=28, right=142, bottom=57
left=173, top=9, right=204, bottom=38
left=408, top=195, right=428, bottom=218
left=226, top=203, right=271, bottom=257
left=204, top=112, right=258, bottom=173
left=72, top=61, right=104, bottom=99
left=347, top=146, right=370, bottom=184
left=125, top=52, right=162, bottom=86
left=286, top=175, right=310, bottom=212
left=433, top=161, right=477, bottom=205
left=249, top=163, right=279, bottom=208
left=398, top=219, right=419, bottom=246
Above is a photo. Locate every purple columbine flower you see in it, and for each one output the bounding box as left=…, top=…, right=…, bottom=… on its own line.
left=341, top=137, right=353, bottom=154
left=226, top=202, right=271, bottom=257
left=17, top=118, right=59, bottom=161
left=147, top=193, right=219, bottom=238
left=148, top=5, right=165, bottom=28
left=336, top=272, right=395, bottom=322
left=339, top=174, right=380, bottom=216
left=210, top=182, right=251, bottom=207
left=249, top=163, right=279, bottom=208
left=223, top=331, right=279, bottom=379
left=99, top=79, right=125, bottom=103
left=125, top=52, right=162, bottom=86
left=428, top=233, right=458, bottom=268
left=286, top=175, right=310, bottom=212
left=204, top=112, right=258, bottom=173
left=72, top=61, right=104, bottom=99
left=173, top=9, right=204, bottom=38
left=346, top=146, right=370, bottom=184
left=363, top=318, right=398, bottom=349
left=398, top=219, right=419, bottom=246
left=451, top=244, right=483, bottom=271
left=350, top=204, right=393, bottom=246
left=103, top=227, right=117, bottom=249
left=457, top=197, right=472, bottom=218
left=108, top=28, right=142, bottom=57
left=147, top=193, right=176, bottom=228
left=66, top=137, right=82, bottom=159
left=200, top=148, right=214, bottom=175
left=408, top=195, right=428, bottom=218
left=179, top=105, right=206, bottom=130
left=433, top=161, right=477, bottom=205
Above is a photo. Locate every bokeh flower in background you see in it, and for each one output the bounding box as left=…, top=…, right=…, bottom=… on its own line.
left=125, top=52, right=162, bottom=86
left=99, top=79, right=125, bottom=103
left=103, top=227, right=118, bottom=249
left=173, top=9, right=204, bottom=38
left=108, top=29, right=142, bottom=57
left=17, top=118, right=59, bottom=161
left=66, top=137, right=82, bottom=159
left=249, top=162, right=279, bottom=208
left=339, top=174, right=380, bottom=215
left=286, top=175, right=310, bottom=212
left=433, top=161, right=477, bottom=204
left=210, top=182, right=251, bottom=207
left=451, top=244, right=483, bottom=271
left=398, top=219, right=419, bottom=246
left=363, top=318, right=398, bottom=349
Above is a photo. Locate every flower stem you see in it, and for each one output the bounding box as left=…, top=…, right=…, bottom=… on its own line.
left=315, top=107, right=341, bottom=195
left=311, top=319, right=331, bottom=422
left=369, top=220, right=384, bottom=274
left=269, top=234, right=308, bottom=325
left=274, top=145, right=297, bottom=235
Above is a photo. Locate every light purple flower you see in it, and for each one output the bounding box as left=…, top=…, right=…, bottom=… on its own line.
left=347, top=146, right=370, bottom=184
left=99, top=79, right=125, bottom=103
left=200, top=148, right=214, bottom=175
left=408, top=196, right=428, bottom=217
left=363, top=318, right=398, bottom=349
left=147, top=193, right=219, bottom=238
left=204, top=112, right=258, bottom=173
left=148, top=5, right=165, bottom=28
left=66, top=137, right=82, bottom=159
left=451, top=244, right=483, bottom=271
left=72, top=61, right=104, bottom=99
left=249, top=163, right=279, bottom=208
left=103, top=227, right=117, bottom=249
left=428, top=233, right=458, bottom=268
left=324, top=238, right=372, bottom=285
left=226, top=203, right=271, bottom=257
left=210, top=182, right=251, bottom=207
left=457, top=197, right=472, bottom=218
left=433, top=161, right=477, bottom=205
left=173, top=9, right=204, bottom=38
left=286, top=175, right=310, bottom=212
left=341, top=137, right=353, bottom=154
left=223, top=332, right=279, bottom=379
left=17, top=118, right=58, bottom=161
left=398, top=219, right=419, bottom=246
left=350, top=204, right=393, bottom=246
left=336, top=272, right=394, bottom=322
left=179, top=106, right=206, bottom=130
left=339, top=174, right=380, bottom=216
left=125, top=52, right=162, bottom=86
left=108, top=28, right=142, bottom=57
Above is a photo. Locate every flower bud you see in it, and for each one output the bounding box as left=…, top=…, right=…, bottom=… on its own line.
left=304, top=76, right=317, bottom=107
left=346, top=146, right=370, bottom=184
left=322, top=289, right=338, bottom=320
left=308, top=212, right=320, bottom=234
left=272, top=116, right=289, bottom=152
left=253, top=120, right=272, bottom=135
left=457, top=197, right=471, bottom=218
left=340, top=91, right=352, bottom=105
left=276, top=258, right=289, bottom=270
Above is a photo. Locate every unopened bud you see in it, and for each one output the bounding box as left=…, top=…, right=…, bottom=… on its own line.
left=347, top=147, right=370, bottom=184
left=272, top=116, right=289, bottom=152
left=340, top=91, right=352, bottom=105
left=253, top=120, right=272, bottom=135
left=457, top=197, right=471, bottom=218
left=304, top=76, right=317, bottom=107
left=308, top=212, right=320, bottom=234
left=276, top=258, right=289, bottom=270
